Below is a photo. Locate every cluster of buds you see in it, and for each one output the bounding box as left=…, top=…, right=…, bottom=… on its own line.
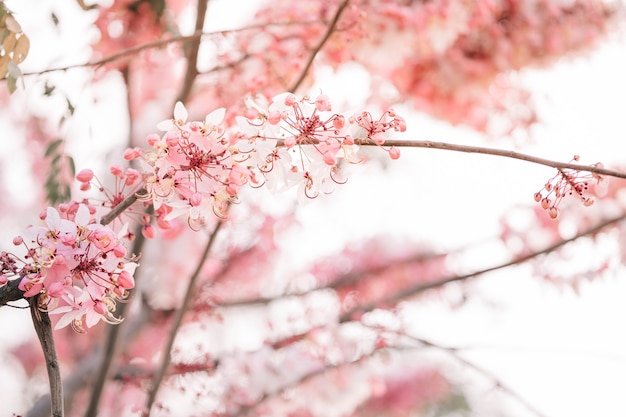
left=5, top=204, right=136, bottom=331
left=534, top=156, right=604, bottom=219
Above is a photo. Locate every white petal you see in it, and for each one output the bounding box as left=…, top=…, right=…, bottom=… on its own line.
left=205, top=108, right=225, bottom=125
left=173, top=101, right=188, bottom=122
left=157, top=119, right=175, bottom=131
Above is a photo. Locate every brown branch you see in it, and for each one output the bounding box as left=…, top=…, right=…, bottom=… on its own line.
left=175, top=0, right=209, bottom=104
left=30, top=296, right=64, bottom=417
left=376, top=139, right=626, bottom=180
left=341, top=211, right=626, bottom=321
left=19, top=20, right=323, bottom=77
left=143, top=219, right=224, bottom=416
left=288, top=0, right=351, bottom=93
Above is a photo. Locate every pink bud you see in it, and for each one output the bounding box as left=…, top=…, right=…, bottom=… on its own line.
left=165, top=132, right=179, bottom=147
left=76, top=169, right=94, bottom=183
left=93, top=300, right=106, bottom=315
left=268, top=110, right=282, bottom=125
left=284, top=93, right=297, bottom=107
left=389, top=146, right=400, bottom=160
left=285, top=137, right=296, bottom=148
left=142, top=224, right=157, bottom=239
left=124, top=168, right=140, bottom=186
left=12, top=236, right=23, bottom=246
left=110, top=164, right=123, bottom=177
left=117, top=270, right=135, bottom=289
left=548, top=206, right=559, bottom=219
left=333, top=115, right=345, bottom=130
left=123, top=147, right=142, bottom=160
left=146, top=133, right=160, bottom=146
left=315, top=94, right=332, bottom=112
left=113, top=244, right=127, bottom=258
left=190, top=192, right=203, bottom=207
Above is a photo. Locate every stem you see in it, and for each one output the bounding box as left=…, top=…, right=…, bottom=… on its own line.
left=30, top=296, right=64, bottom=417
left=100, top=191, right=142, bottom=226
left=288, top=0, right=351, bottom=93
left=143, top=220, right=224, bottom=416
left=376, top=139, right=626, bottom=180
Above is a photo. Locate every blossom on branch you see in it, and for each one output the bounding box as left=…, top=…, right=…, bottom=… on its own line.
left=128, top=93, right=405, bottom=225
left=1, top=204, right=137, bottom=332
left=534, top=155, right=604, bottom=219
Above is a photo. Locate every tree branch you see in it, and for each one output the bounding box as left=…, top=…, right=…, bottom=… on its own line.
left=142, top=219, right=224, bottom=416
left=19, top=20, right=322, bottom=77
left=341, top=212, right=626, bottom=321
left=288, top=0, right=351, bottom=93
left=377, top=139, right=626, bottom=180
left=30, top=296, right=64, bottom=417
left=175, top=0, right=209, bottom=104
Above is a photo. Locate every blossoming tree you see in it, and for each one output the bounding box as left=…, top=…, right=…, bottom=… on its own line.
left=0, top=0, right=625, bottom=416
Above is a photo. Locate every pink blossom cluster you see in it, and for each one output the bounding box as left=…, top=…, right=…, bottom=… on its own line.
left=533, top=155, right=603, bottom=219
left=1, top=203, right=136, bottom=332
left=229, top=0, right=616, bottom=134
left=125, top=92, right=404, bottom=229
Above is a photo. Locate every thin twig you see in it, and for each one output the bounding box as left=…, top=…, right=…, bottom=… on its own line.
left=376, top=139, right=626, bottom=180
left=341, top=211, right=626, bottom=321
left=143, top=220, right=224, bottom=416
left=288, top=0, right=351, bottom=93
left=19, top=20, right=323, bottom=77
left=30, top=296, right=64, bottom=417
left=406, top=334, right=551, bottom=417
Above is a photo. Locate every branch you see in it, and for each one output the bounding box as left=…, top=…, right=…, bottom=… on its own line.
left=288, top=0, right=351, bottom=93
left=84, top=220, right=150, bottom=417
left=175, top=0, right=209, bottom=104
left=405, top=334, right=551, bottom=417
left=341, top=212, right=626, bottom=321
left=377, top=139, right=626, bottom=180
left=19, top=20, right=323, bottom=77
left=214, top=251, right=445, bottom=308
left=142, top=219, right=224, bottom=416
left=30, top=296, right=64, bottom=417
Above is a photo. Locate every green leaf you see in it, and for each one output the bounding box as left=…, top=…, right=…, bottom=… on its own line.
left=68, top=156, right=75, bottom=177
left=66, top=98, right=75, bottom=115
left=43, top=81, right=56, bottom=96
left=44, top=139, right=64, bottom=157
